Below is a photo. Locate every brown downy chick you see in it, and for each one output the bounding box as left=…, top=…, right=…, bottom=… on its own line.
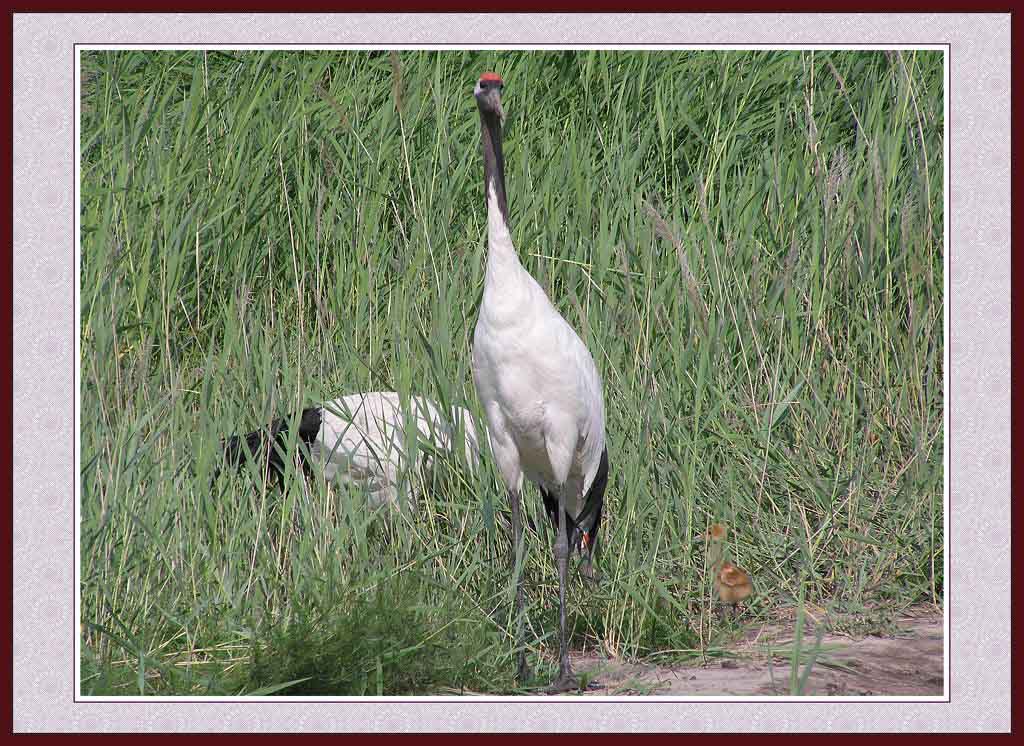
left=706, top=523, right=754, bottom=616
left=717, top=561, right=753, bottom=606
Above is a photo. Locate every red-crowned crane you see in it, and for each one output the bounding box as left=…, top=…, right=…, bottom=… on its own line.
left=221, top=391, right=482, bottom=508
left=471, top=71, right=609, bottom=692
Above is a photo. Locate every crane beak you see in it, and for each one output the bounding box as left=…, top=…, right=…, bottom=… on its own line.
left=489, top=95, right=506, bottom=126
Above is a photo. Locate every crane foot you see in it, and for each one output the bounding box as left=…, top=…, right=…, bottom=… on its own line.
left=547, top=672, right=579, bottom=694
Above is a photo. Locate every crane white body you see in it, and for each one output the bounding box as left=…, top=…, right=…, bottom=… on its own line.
left=315, top=392, right=483, bottom=507
left=472, top=183, right=606, bottom=517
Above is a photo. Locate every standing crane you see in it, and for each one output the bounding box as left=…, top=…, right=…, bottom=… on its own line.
left=471, top=71, right=610, bottom=692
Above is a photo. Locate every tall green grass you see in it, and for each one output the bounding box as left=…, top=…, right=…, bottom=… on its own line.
left=79, top=49, right=944, bottom=695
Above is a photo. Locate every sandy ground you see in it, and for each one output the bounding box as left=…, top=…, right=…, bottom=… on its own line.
left=570, top=606, right=944, bottom=697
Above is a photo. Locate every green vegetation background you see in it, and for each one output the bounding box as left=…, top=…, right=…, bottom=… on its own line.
left=79, top=49, right=944, bottom=695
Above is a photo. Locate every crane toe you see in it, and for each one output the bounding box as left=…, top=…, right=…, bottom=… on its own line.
left=547, top=671, right=579, bottom=694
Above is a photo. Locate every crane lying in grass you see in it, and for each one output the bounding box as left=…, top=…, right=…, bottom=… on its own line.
left=219, top=391, right=483, bottom=508
left=471, top=72, right=610, bottom=693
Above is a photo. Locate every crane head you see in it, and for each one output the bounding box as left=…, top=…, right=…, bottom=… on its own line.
left=474, top=71, right=505, bottom=124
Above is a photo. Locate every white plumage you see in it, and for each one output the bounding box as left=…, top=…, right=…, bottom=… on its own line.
left=471, top=71, right=609, bottom=691
left=315, top=392, right=483, bottom=507
left=473, top=182, right=606, bottom=515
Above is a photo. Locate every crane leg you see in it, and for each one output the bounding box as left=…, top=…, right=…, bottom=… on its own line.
left=549, top=491, right=577, bottom=693
left=509, top=488, right=531, bottom=684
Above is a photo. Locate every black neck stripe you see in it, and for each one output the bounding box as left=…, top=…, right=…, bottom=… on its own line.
left=479, top=110, right=509, bottom=226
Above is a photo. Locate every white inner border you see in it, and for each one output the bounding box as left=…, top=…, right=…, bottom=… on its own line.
left=74, top=41, right=950, bottom=705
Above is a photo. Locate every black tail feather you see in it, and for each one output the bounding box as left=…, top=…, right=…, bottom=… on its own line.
left=218, top=407, right=323, bottom=488
left=540, top=446, right=609, bottom=555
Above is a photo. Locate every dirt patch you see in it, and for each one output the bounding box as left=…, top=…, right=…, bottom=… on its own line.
left=571, top=607, right=944, bottom=696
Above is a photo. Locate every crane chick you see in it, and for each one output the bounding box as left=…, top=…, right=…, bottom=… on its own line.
left=705, top=523, right=754, bottom=618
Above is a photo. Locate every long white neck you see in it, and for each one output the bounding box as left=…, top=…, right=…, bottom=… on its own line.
left=485, top=181, right=522, bottom=285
